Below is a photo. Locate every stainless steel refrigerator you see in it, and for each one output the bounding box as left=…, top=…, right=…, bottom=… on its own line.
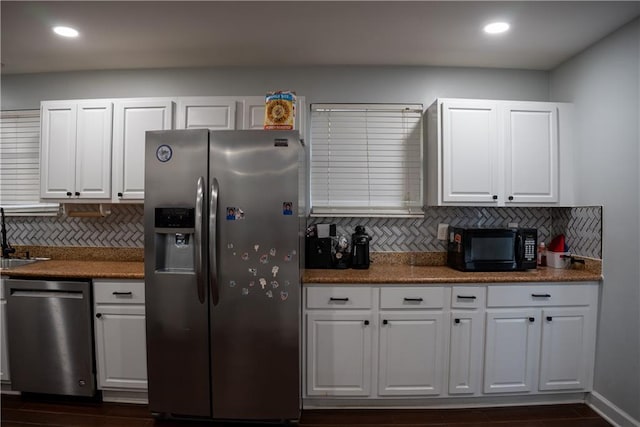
left=144, top=129, right=302, bottom=421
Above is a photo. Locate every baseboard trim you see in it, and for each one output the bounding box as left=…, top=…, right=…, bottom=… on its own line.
left=101, top=389, right=148, bottom=405
left=304, top=392, right=587, bottom=409
left=587, top=391, right=640, bottom=427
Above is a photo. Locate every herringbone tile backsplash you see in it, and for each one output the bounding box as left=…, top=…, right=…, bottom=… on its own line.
left=4, top=205, right=602, bottom=259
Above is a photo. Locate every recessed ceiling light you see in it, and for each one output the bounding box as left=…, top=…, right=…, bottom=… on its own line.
left=53, top=26, right=79, bottom=38
left=483, top=22, right=510, bottom=34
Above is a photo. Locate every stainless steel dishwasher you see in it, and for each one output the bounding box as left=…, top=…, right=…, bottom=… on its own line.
left=4, top=278, right=96, bottom=396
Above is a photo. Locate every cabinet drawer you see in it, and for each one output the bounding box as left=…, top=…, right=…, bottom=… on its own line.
left=94, top=280, right=145, bottom=304
left=380, top=287, right=445, bottom=309
left=306, top=286, right=372, bottom=309
left=487, top=284, right=591, bottom=307
left=451, top=286, right=486, bottom=309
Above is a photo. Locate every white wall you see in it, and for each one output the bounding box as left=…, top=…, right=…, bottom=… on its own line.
left=550, top=18, right=640, bottom=424
left=1, top=66, right=548, bottom=112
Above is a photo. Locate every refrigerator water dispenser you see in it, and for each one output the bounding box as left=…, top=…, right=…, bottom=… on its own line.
left=154, top=207, right=196, bottom=272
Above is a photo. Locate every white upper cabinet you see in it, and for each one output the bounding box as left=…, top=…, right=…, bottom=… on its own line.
left=176, top=97, right=236, bottom=130
left=112, top=99, right=174, bottom=202
left=441, top=99, right=499, bottom=203
left=242, top=96, right=267, bottom=130
left=426, top=98, right=566, bottom=206
left=504, top=102, right=559, bottom=204
left=41, top=100, right=113, bottom=200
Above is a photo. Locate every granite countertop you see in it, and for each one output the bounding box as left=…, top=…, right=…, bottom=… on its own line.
left=303, top=264, right=602, bottom=284
left=1, top=260, right=144, bottom=280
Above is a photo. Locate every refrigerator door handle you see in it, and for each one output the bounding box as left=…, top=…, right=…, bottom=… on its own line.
left=209, top=177, right=220, bottom=306
left=195, top=176, right=206, bottom=304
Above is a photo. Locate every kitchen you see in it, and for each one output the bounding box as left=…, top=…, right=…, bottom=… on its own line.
left=1, top=1, right=639, bottom=427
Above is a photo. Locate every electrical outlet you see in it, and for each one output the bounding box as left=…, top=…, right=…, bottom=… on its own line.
left=508, top=222, right=518, bottom=228
left=437, top=223, right=449, bottom=240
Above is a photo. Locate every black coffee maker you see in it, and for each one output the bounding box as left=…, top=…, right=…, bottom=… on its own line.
left=351, top=225, right=372, bottom=269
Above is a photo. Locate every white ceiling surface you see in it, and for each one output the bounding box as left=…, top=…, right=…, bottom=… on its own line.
left=1, top=1, right=639, bottom=75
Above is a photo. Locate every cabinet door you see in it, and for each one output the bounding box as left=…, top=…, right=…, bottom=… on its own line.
left=449, top=311, right=484, bottom=395
left=94, top=305, right=147, bottom=390
left=484, top=309, right=539, bottom=394
left=113, top=99, right=173, bottom=201
left=176, top=97, right=236, bottom=130
left=441, top=100, right=499, bottom=203
left=75, top=101, right=113, bottom=199
left=503, top=102, right=558, bottom=204
left=40, top=102, right=77, bottom=198
left=539, top=307, right=591, bottom=391
left=0, top=296, right=9, bottom=382
left=306, top=312, right=372, bottom=396
left=242, top=96, right=266, bottom=129
left=378, top=312, right=446, bottom=396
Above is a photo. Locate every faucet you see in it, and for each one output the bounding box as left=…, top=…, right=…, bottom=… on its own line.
left=1, top=208, right=15, bottom=259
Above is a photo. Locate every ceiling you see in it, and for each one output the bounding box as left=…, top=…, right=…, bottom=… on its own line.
left=2, top=1, right=639, bottom=75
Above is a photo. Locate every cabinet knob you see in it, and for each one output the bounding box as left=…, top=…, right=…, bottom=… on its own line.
left=528, top=317, right=535, bottom=323
left=546, top=316, right=553, bottom=322
left=117, top=192, right=123, bottom=198
left=492, top=195, right=498, bottom=200
left=508, top=196, right=514, bottom=201
left=75, top=191, right=80, bottom=196
left=66, top=191, right=72, bottom=197
left=363, top=320, right=370, bottom=326
left=95, top=313, right=102, bottom=319
left=383, top=319, right=388, bottom=325
left=454, top=318, right=460, bottom=324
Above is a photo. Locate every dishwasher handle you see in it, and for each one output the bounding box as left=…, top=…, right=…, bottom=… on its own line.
left=10, top=289, right=83, bottom=299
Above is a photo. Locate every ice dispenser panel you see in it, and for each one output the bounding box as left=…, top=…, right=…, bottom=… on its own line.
left=154, top=207, right=196, bottom=273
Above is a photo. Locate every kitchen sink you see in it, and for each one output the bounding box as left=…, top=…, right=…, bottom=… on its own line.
left=0, top=258, right=38, bottom=269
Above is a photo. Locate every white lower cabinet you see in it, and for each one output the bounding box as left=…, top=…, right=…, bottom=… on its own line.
left=484, top=309, right=540, bottom=393
left=484, top=283, right=598, bottom=395
left=306, top=312, right=373, bottom=396
left=448, top=286, right=486, bottom=395
left=93, top=280, right=147, bottom=392
left=378, top=312, right=446, bottom=396
left=304, top=281, right=599, bottom=403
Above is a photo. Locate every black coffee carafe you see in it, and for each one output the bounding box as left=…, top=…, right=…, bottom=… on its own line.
left=350, top=225, right=372, bottom=269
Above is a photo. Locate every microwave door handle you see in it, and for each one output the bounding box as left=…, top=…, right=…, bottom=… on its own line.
left=515, top=232, right=523, bottom=264
left=209, top=177, right=220, bottom=306
left=194, top=176, right=205, bottom=304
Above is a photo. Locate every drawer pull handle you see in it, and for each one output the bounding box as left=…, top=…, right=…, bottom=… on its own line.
left=329, top=297, right=349, bottom=302
left=546, top=316, right=553, bottom=322
left=113, top=291, right=133, bottom=296
left=457, top=295, right=476, bottom=300
left=454, top=318, right=460, bottom=324
left=363, top=320, right=370, bottom=326
left=403, top=297, right=423, bottom=302
left=529, top=317, right=535, bottom=323
left=531, top=293, right=551, bottom=298
left=383, top=319, right=388, bottom=325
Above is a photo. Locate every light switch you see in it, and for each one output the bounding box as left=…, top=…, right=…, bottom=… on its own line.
left=437, top=223, right=449, bottom=240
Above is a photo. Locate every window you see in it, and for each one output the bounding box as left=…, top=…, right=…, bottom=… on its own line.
left=310, top=104, right=423, bottom=216
left=0, top=110, right=58, bottom=215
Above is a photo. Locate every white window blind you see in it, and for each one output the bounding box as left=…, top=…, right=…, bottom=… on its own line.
left=310, top=103, right=423, bottom=216
left=0, top=110, right=58, bottom=215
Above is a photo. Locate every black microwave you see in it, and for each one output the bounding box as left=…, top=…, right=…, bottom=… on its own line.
left=447, top=227, right=537, bottom=272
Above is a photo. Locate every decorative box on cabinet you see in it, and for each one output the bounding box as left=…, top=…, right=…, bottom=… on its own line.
left=484, top=283, right=597, bottom=394
left=112, top=98, right=174, bottom=202
left=93, top=279, right=147, bottom=402
left=40, top=100, right=113, bottom=200
left=426, top=98, right=572, bottom=207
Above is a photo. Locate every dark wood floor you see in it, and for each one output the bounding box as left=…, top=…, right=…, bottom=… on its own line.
left=1, top=394, right=612, bottom=427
